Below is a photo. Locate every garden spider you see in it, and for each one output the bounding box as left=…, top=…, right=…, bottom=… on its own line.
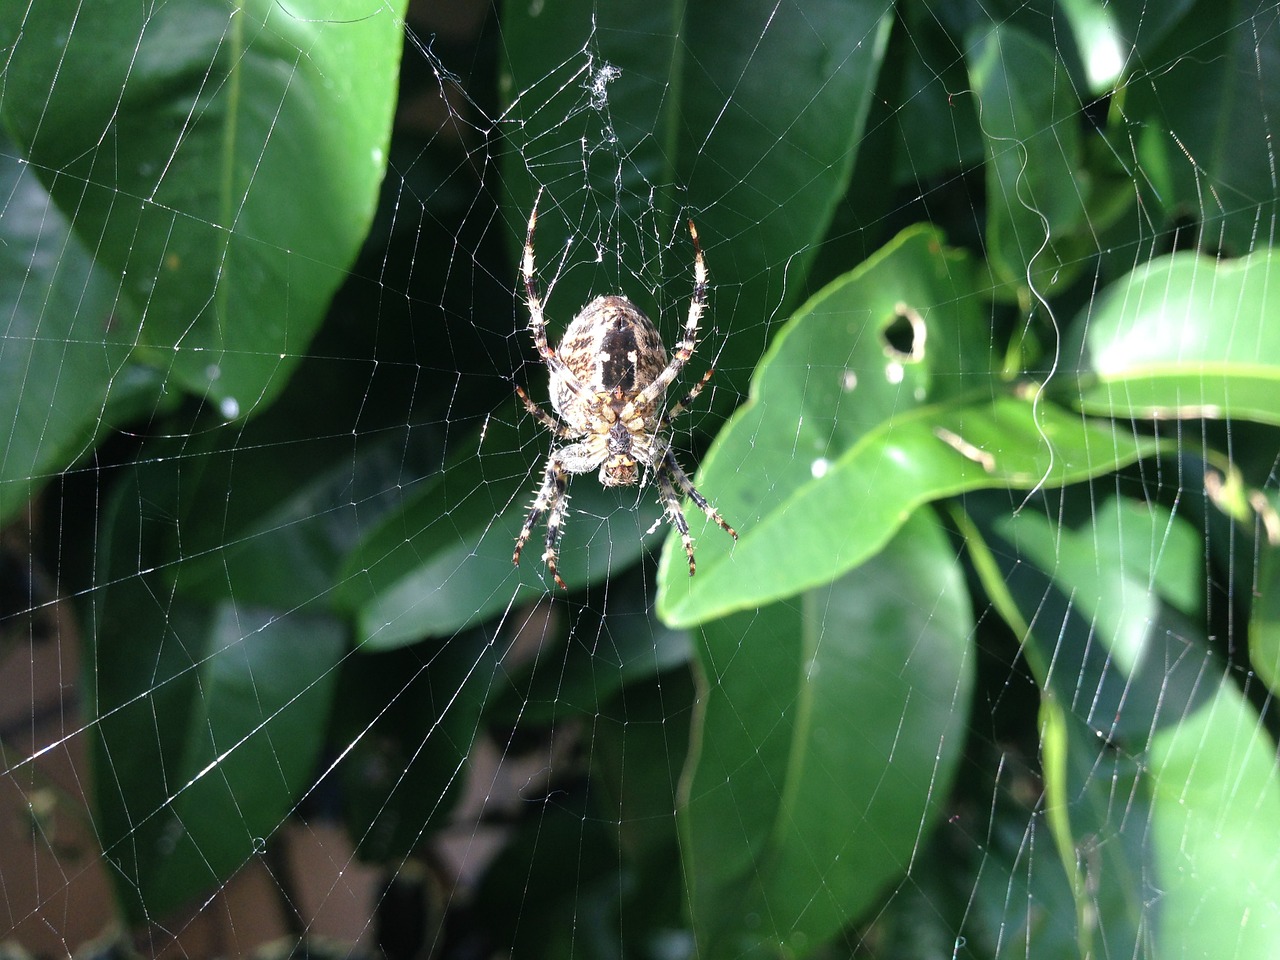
left=512, top=191, right=738, bottom=589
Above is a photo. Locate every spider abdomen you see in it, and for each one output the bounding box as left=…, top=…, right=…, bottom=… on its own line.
left=552, top=295, right=669, bottom=426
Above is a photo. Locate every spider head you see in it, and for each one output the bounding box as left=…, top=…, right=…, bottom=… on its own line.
left=599, top=455, right=638, bottom=486
left=598, top=420, right=639, bottom=486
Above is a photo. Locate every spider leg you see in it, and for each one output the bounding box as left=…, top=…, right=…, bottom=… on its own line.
left=634, top=218, right=707, bottom=408
left=656, top=468, right=697, bottom=576
left=513, top=455, right=570, bottom=590
left=663, top=448, right=738, bottom=542
left=658, top=367, right=715, bottom=431
left=522, top=188, right=593, bottom=407
left=516, top=385, right=575, bottom=439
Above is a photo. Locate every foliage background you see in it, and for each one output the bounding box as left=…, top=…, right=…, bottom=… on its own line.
left=2, top=0, right=1280, bottom=957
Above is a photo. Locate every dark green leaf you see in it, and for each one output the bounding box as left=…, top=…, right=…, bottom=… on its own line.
left=1249, top=492, right=1280, bottom=697
left=159, top=355, right=439, bottom=611
left=0, top=0, right=406, bottom=413
left=334, top=414, right=663, bottom=648
left=0, top=145, right=145, bottom=524
left=680, top=510, right=974, bottom=957
left=1122, top=0, right=1280, bottom=257
left=486, top=570, right=691, bottom=728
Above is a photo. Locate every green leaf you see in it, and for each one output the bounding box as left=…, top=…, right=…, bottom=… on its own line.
left=656, top=227, right=1162, bottom=627
left=0, top=142, right=156, bottom=524
left=90, top=458, right=343, bottom=922
left=334, top=414, right=663, bottom=648
left=680, top=510, right=973, bottom=958
left=969, top=495, right=1280, bottom=957
left=500, top=0, right=894, bottom=402
left=893, top=8, right=985, bottom=186
left=966, top=25, right=1091, bottom=297
left=1249, top=491, right=1280, bottom=697
left=1067, top=248, right=1280, bottom=424
left=0, top=0, right=405, bottom=413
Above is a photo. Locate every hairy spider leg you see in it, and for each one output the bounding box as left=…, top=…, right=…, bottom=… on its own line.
left=512, top=455, right=570, bottom=590
left=633, top=218, right=707, bottom=409
left=656, top=468, right=697, bottom=575
left=521, top=187, right=591, bottom=409
left=663, top=449, right=738, bottom=542
left=658, top=366, right=716, bottom=431
left=516, top=385, right=574, bottom=438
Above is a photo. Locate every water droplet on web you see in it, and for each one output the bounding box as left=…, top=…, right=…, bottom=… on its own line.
left=220, top=396, right=240, bottom=420
left=811, top=457, right=830, bottom=479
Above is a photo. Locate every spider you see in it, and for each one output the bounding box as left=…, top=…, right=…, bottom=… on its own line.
left=512, top=191, right=738, bottom=589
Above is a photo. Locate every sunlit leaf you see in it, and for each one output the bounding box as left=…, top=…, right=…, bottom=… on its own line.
left=1067, top=248, right=1280, bottom=424
left=657, top=228, right=1162, bottom=627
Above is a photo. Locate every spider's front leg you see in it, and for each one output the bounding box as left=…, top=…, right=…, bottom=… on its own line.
left=513, top=455, right=571, bottom=590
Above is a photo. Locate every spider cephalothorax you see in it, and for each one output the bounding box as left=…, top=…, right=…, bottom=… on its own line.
left=512, top=190, right=737, bottom=589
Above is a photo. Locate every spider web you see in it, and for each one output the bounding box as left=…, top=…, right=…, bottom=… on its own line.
left=3, top=1, right=1280, bottom=957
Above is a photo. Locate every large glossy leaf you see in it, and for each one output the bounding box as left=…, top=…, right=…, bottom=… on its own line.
left=500, top=0, right=893, bottom=403
left=90, top=457, right=344, bottom=922
left=656, top=227, right=1163, bottom=627
left=0, top=0, right=406, bottom=413
left=1067, top=248, right=1280, bottom=424
left=680, top=510, right=973, bottom=958
left=969, top=495, right=1280, bottom=958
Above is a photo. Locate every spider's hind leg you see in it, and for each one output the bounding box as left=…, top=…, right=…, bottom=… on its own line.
left=656, top=468, right=697, bottom=576
left=513, top=456, right=570, bottom=590
left=663, top=450, right=738, bottom=543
